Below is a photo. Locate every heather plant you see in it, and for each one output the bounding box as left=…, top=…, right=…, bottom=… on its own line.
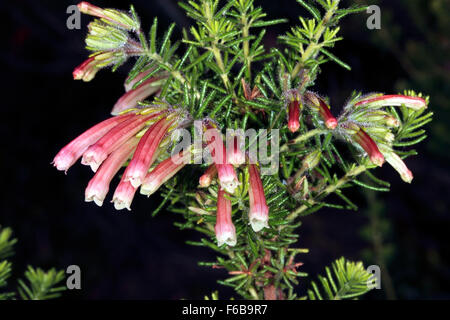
left=52, top=0, right=432, bottom=300
left=0, top=226, right=66, bottom=300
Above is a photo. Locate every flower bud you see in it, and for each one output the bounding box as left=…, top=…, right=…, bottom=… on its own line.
left=72, top=56, right=100, bottom=82
left=124, top=67, right=157, bottom=92
left=111, top=76, right=164, bottom=115
left=284, top=90, right=302, bottom=133
left=385, top=116, right=400, bottom=127
left=304, top=92, right=338, bottom=129
left=73, top=51, right=126, bottom=82
left=199, top=165, right=217, bottom=188
left=77, top=2, right=139, bottom=31
left=353, top=127, right=385, bottom=167
left=85, top=23, right=128, bottom=51
left=302, top=149, right=322, bottom=170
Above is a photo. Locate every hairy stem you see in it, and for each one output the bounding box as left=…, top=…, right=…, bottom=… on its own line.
left=287, top=164, right=367, bottom=220
left=280, top=128, right=328, bottom=152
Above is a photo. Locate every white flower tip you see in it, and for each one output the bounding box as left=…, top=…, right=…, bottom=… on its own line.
left=85, top=195, right=104, bottom=207
left=221, top=180, right=240, bottom=194
left=250, top=217, right=269, bottom=232
left=128, top=176, right=143, bottom=188
left=139, top=181, right=158, bottom=197
left=199, top=176, right=212, bottom=188
left=52, top=155, right=72, bottom=173
left=217, top=232, right=237, bottom=247
left=112, top=199, right=131, bottom=211
left=401, top=171, right=413, bottom=184
left=81, top=155, right=101, bottom=172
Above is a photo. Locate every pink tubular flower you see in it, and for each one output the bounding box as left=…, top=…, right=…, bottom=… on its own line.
left=73, top=56, right=99, bottom=82
left=111, top=76, right=165, bottom=115
left=384, top=152, right=413, bottom=183
left=287, top=97, right=301, bottom=133
left=124, top=67, right=158, bottom=92
left=140, top=150, right=190, bottom=196
left=77, top=2, right=104, bottom=17
left=52, top=113, right=134, bottom=173
left=355, top=94, right=427, bottom=110
left=215, top=189, right=237, bottom=247
left=85, top=137, right=138, bottom=206
left=204, top=124, right=239, bottom=194
left=123, top=116, right=174, bottom=188
left=227, top=136, right=245, bottom=167
left=77, top=2, right=137, bottom=31
left=111, top=177, right=138, bottom=211
left=199, top=165, right=217, bottom=187
left=353, top=127, right=385, bottom=167
left=82, top=113, right=161, bottom=172
left=248, top=164, right=269, bottom=232
left=304, top=92, right=338, bottom=129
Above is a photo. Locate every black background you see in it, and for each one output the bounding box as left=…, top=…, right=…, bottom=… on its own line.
left=1, top=0, right=449, bottom=299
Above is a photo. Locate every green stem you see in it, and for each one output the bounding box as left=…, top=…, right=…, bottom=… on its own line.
left=291, top=0, right=340, bottom=78
left=287, top=164, right=367, bottom=221
left=280, top=128, right=327, bottom=152
left=241, top=14, right=251, bottom=79
left=204, top=1, right=236, bottom=98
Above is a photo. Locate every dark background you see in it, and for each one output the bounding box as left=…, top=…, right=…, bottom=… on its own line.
left=1, top=0, right=449, bottom=299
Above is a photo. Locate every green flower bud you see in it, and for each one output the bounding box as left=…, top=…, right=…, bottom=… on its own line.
left=302, top=149, right=322, bottom=170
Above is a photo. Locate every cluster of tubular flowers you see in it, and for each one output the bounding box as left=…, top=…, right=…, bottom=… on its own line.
left=199, top=121, right=269, bottom=247
left=53, top=106, right=188, bottom=210
left=284, top=90, right=338, bottom=133
left=336, top=93, right=428, bottom=182
left=73, top=2, right=168, bottom=116
left=285, top=88, right=427, bottom=183
left=72, top=2, right=142, bottom=82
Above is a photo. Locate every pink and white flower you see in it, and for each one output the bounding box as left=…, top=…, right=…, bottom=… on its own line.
left=111, top=177, right=138, bottom=211
left=215, top=189, right=237, bottom=247
left=123, top=116, right=174, bottom=188
left=204, top=124, right=239, bottom=194
left=85, top=137, right=138, bottom=206
left=81, top=113, right=161, bottom=172
left=140, top=150, right=190, bottom=196
left=52, top=112, right=133, bottom=173
left=111, top=76, right=165, bottom=115
left=248, top=164, right=269, bottom=232
left=384, top=151, right=413, bottom=183
left=354, top=94, right=427, bottom=110
left=227, top=136, right=245, bottom=167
